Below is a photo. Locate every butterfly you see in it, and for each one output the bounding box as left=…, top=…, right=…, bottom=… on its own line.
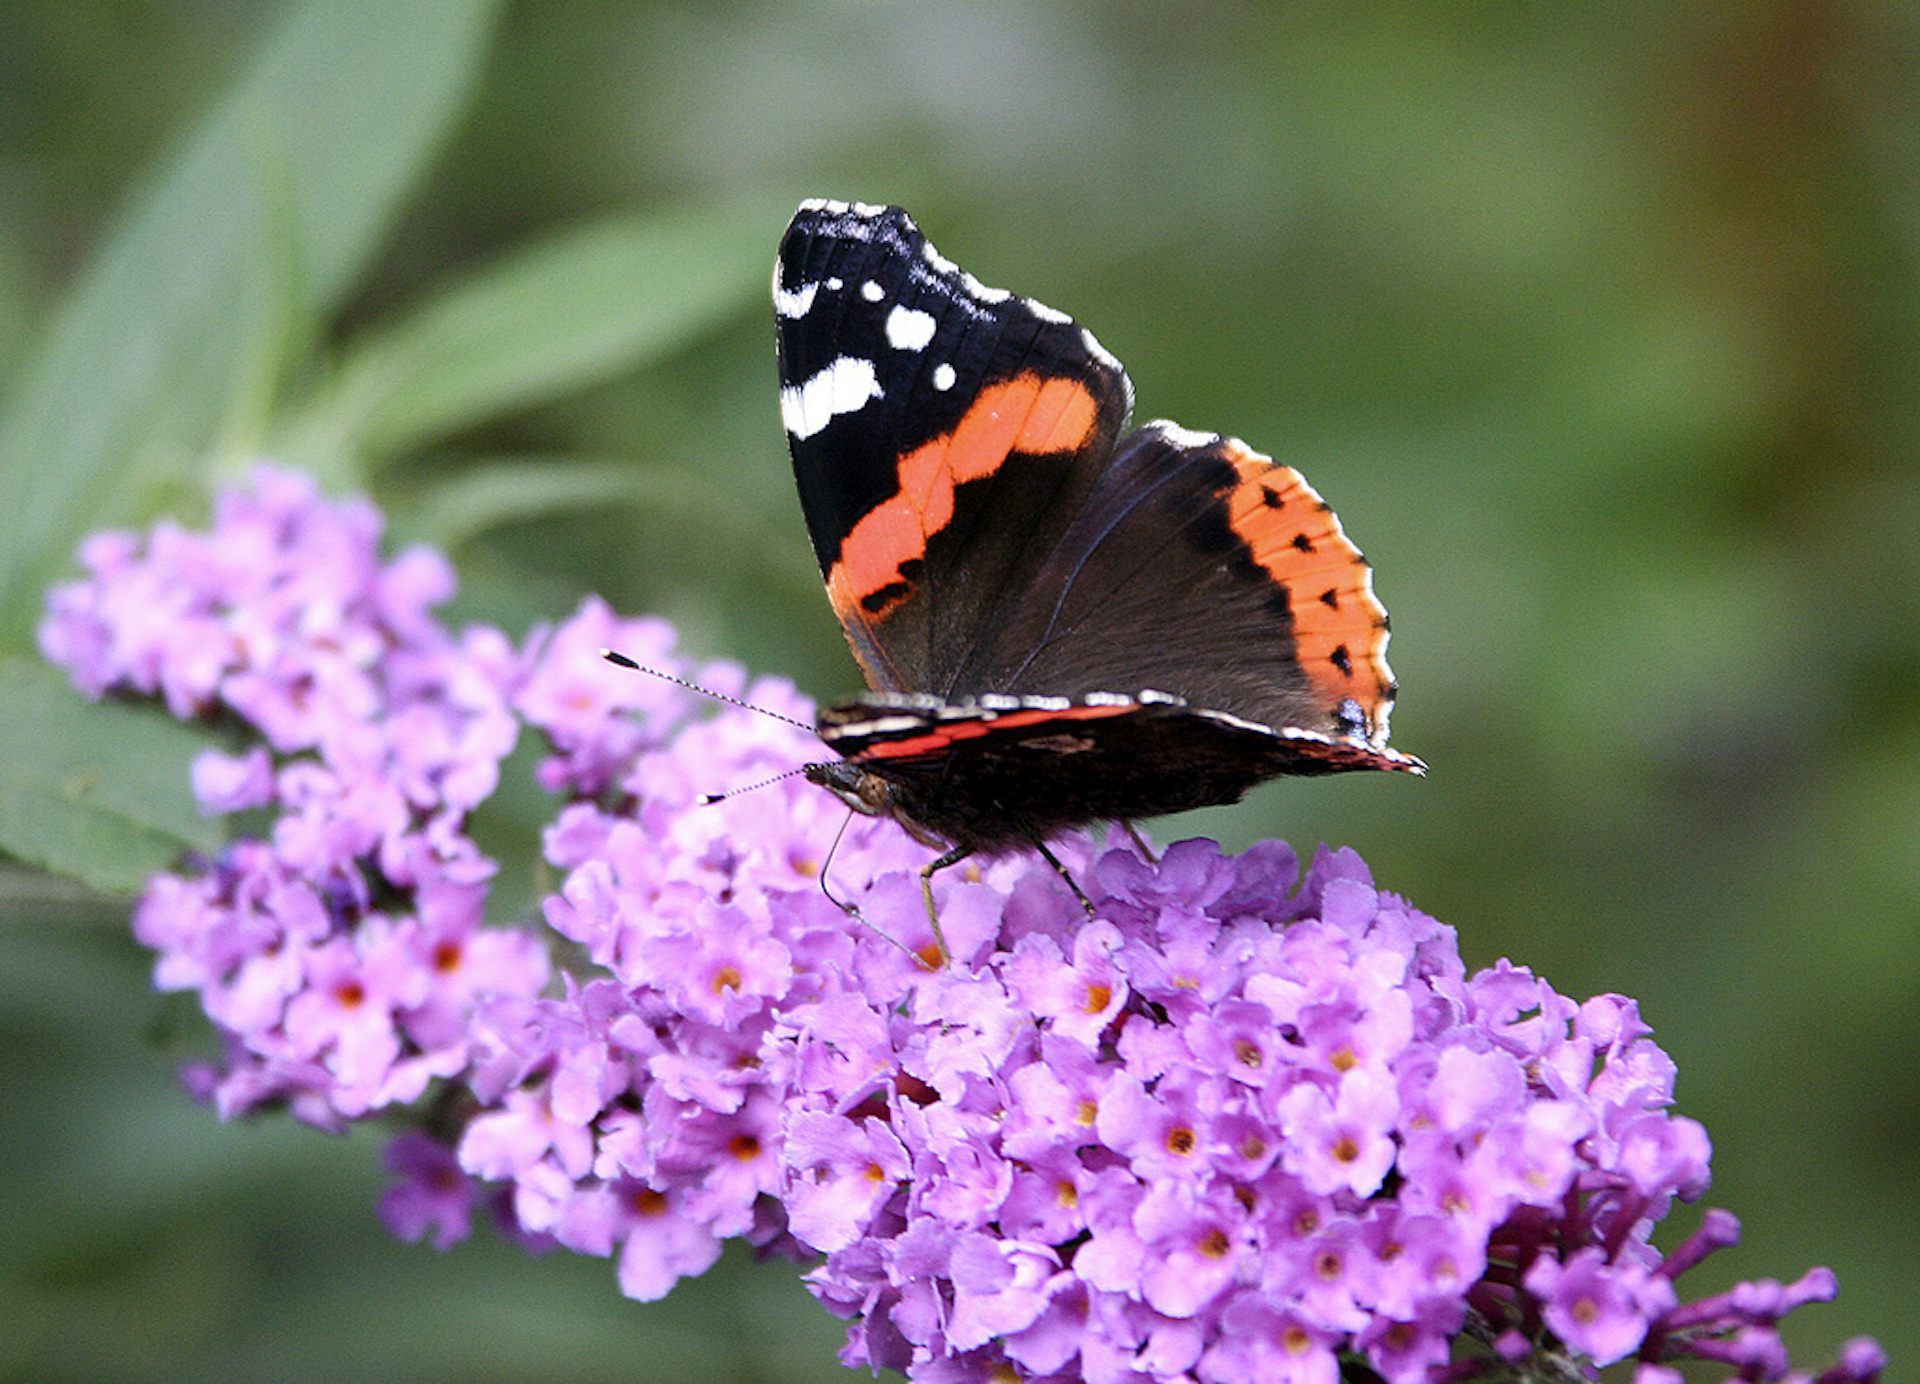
left=774, top=200, right=1422, bottom=934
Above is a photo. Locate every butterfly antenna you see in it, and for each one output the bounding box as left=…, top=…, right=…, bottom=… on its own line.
left=696, top=767, right=810, bottom=806
left=600, top=647, right=811, bottom=729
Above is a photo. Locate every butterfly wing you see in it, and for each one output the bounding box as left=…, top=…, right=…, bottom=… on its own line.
left=775, top=200, right=1133, bottom=696
left=816, top=691, right=1420, bottom=856
left=779, top=200, right=1411, bottom=769
left=947, top=421, right=1404, bottom=754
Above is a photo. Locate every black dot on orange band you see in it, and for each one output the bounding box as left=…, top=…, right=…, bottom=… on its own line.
left=1330, top=645, right=1353, bottom=675
left=1292, top=533, right=1315, bottom=553
left=1261, top=486, right=1283, bottom=508
left=860, top=580, right=912, bottom=615
left=1319, top=588, right=1339, bottom=609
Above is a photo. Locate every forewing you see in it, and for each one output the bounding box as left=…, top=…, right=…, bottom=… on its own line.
left=775, top=200, right=1132, bottom=694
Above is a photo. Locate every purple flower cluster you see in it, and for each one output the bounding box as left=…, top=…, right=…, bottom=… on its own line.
left=40, top=467, right=549, bottom=1125
left=41, top=469, right=1883, bottom=1383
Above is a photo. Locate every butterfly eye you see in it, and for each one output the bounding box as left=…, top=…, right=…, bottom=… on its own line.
left=805, top=761, right=887, bottom=818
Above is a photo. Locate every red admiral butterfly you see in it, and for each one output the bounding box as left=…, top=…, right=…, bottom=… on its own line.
left=776, top=200, right=1422, bottom=923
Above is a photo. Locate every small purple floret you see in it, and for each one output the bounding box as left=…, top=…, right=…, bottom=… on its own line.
left=380, top=1131, right=476, bottom=1251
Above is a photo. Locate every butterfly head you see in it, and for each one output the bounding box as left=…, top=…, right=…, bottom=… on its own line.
left=804, top=759, right=884, bottom=815
left=805, top=758, right=957, bottom=854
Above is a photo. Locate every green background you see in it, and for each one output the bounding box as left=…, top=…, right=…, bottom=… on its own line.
left=2, top=4, right=1913, bottom=1379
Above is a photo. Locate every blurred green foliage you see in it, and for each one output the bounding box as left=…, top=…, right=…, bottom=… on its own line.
left=2, top=2, right=1915, bottom=1378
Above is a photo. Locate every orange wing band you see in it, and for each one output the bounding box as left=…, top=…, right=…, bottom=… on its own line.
left=854, top=702, right=1134, bottom=763
left=1216, top=439, right=1397, bottom=736
left=825, top=373, right=1099, bottom=626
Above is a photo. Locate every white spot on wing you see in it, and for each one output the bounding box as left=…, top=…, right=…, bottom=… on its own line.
left=885, top=305, right=936, bottom=351
left=861, top=280, right=885, bottom=302
left=1082, top=327, right=1123, bottom=374
left=798, top=197, right=887, bottom=220
left=1026, top=297, right=1071, bottom=324
left=976, top=693, right=1070, bottom=712
left=932, top=362, right=957, bottom=391
left=780, top=357, right=883, bottom=440
left=840, top=714, right=930, bottom=736
left=773, top=281, right=818, bottom=319
left=1145, top=420, right=1219, bottom=450
left=961, top=272, right=1011, bottom=304
left=1201, top=707, right=1281, bottom=734
left=918, top=234, right=1018, bottom=311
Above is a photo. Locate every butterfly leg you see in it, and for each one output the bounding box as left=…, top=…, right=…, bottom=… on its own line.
left=919, top=846, right=973, bottom=963
left=1033, top=839, right=1097, bottom=918
left=1117, top=820, right=1159, bottom=864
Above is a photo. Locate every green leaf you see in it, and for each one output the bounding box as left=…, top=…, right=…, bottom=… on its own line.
left=0, top=0, right=504, bottom=650
left=0, top=659, right=225, bottom=894
left=396, top=454, right=766, bottom=553
left=0, top=230, right=34, bottom=409
left=286, top=204, right=775, bottom=470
